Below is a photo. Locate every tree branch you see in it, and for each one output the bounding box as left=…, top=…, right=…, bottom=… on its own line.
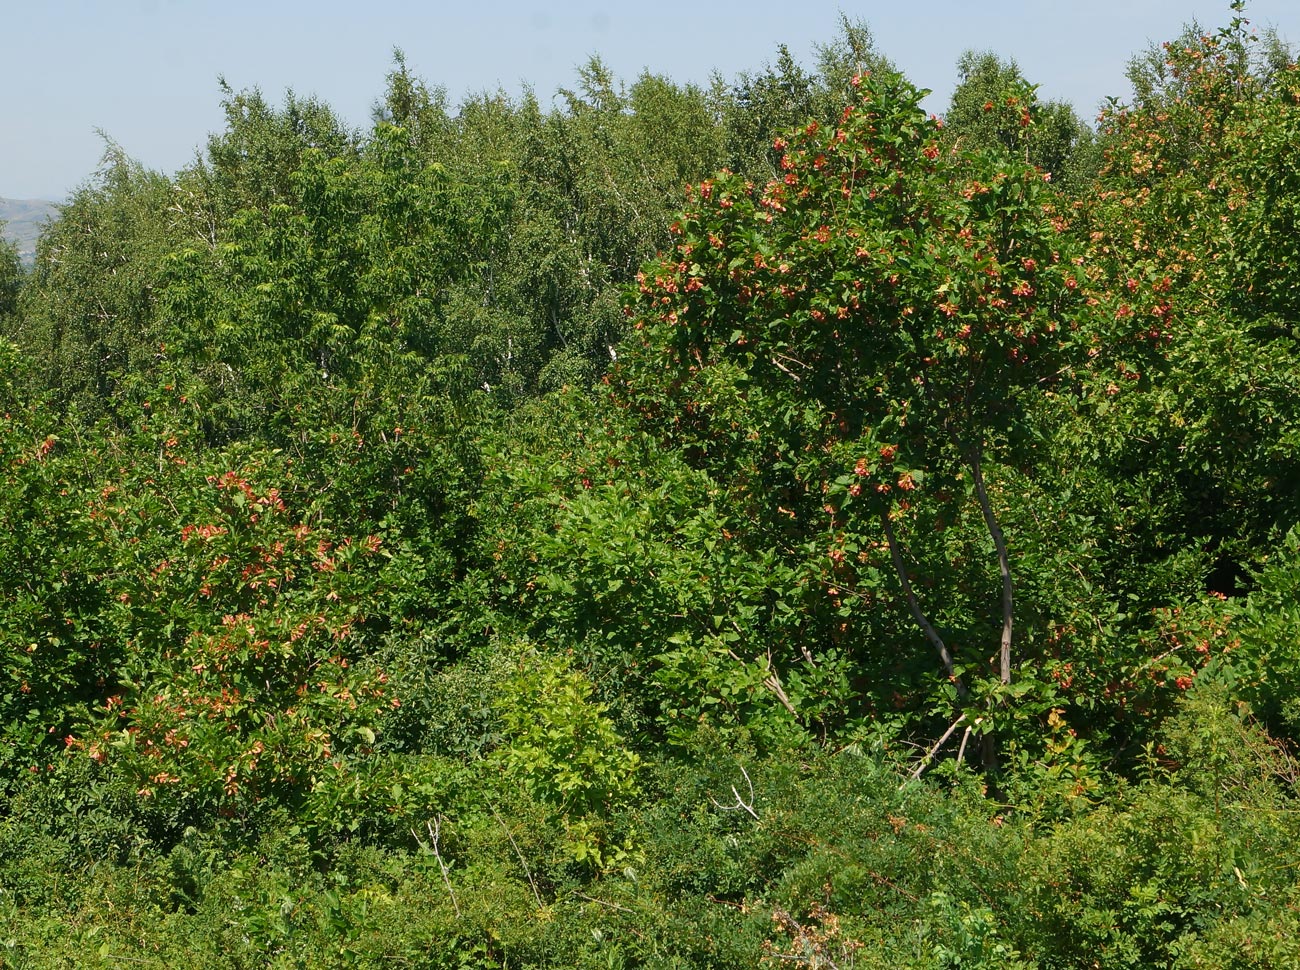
left=490, top=803, right=543, bottom=909
left=907, top=714, right=967, bottom=782
left=727, top=647, right=799, bottom=718
left=412, top=816, right=460, bottom=918
left=881, top=511, right=965, bottom=699
left=967, top=443, right=1013, bottom=686
left=710, top=763, right=759, bottom=821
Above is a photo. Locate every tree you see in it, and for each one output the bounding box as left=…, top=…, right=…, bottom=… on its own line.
left=190, top=81, right=358, bottom=222
left=372, top=47, right=454, bottom=157
left=619, top=70, right=1089, bottom=765
left=720, top=18, right=896, bottom=183
left=79, top=430, right=397, bottom=824
left=994, top=5, right=1300, bottom=754
left=13, top=145, right=179, bottom=419
left=0, top=342, right=115, bottom=783
left=944, top=50, right=1098, bottom=191
left=0, top=226, right=19, bottom=320
left=1065, top=4, right=1300, bottom=602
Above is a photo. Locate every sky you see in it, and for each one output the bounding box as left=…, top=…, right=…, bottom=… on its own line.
left=3, top=1, right=1298, bottom=202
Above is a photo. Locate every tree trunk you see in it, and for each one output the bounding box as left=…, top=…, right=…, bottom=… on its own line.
left=881, top=511, right=966, bottom=701
left=965, top=441, right=1013, bottom=775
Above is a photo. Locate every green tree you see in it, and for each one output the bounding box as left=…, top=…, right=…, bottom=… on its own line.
left=944, top=50, right=1097, bottom=190
left=14, top=146, right=179, bottom=418
left=79, top=429, right=397, bottom=826
left=720, top=18, right=895, bottom=182
left=0, top=226, right=20, bottom=320
left=1011, top=5, right=1300, bottom=754
left=190, top=81, right=358, bottom=222
left=0, top=343, right=118, bottom=786
left=470, top=388, right=854, bottom=748
left=1063, top=4, right=1300, bottom=603
left=371, top=47, right=454, bottom=156
left=620, top=70, right=1090, bottom=765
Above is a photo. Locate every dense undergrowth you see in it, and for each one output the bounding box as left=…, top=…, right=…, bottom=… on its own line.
left=3, top=5, right=1300, bottom=966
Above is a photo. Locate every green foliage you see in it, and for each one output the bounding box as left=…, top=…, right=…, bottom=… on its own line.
left=6, top=10, right=1300, bottom=967
left=78, top=429, right=398, bottom=826
left=372, top=48, right=453, bottom=156
left=12, top=146, right=179, bottom=419
left=944, top=50, right=1098, bottom=191
left=618, top=67, right=1097, bottom=761
left=1201, top=524, right=1300, bottom=738
left=490, top=645, right=642, bottom=869
left=1009, top=689, right=1300, bottom=968
left=471, top=388, right=864, bottom=749
left=1223, top=61, right=1300, bottom=323
left=0, top=228, right=19, bottom=320
left=722, top=18, right=896, bottom=182
left=1057, top=7, right=1300, bottom=624
left=622, top=65, right=1083, bottom=521
left=492, top=646, right=641, bottom=816
left=0, top=345, right=114, bottom=787
left=197, top=81, right=358, bottom=221
left=163, top=129, right=463, bottom=442
left=0, top=711, right=1296, bottom=967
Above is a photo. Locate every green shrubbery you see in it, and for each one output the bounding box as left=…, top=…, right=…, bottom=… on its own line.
left=2, top=6, right=1299, bottom=966
left=4, top=692, right=1294, bottom=967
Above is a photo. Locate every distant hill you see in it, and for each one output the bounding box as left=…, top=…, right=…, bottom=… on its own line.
left=0, top=197, right=60, bottom=265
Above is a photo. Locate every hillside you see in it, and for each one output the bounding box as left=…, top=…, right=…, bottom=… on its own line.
left=0, top=196, right=59, bottom=263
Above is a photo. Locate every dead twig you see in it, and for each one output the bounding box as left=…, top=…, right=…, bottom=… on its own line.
left=490, top=803, right=544, bottom=909
left=906, top=714, right=968, bottom=783
left=710, top=763, right=760, bottom=821
left=570, top=890, right=635, bottom=915
left=412, top=816, right=460, bottom=918
left=726, top=647, right=799, bottom=718
left=770, top=357, right=802, bottom=382
left=956, top=725, right=973, bottom=769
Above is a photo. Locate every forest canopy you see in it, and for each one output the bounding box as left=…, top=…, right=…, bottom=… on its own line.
left=3, top=6, right=1300, bottom=966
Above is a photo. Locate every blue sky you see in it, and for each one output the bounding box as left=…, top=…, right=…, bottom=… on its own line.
left=3, top=1, right=1297, bottom=201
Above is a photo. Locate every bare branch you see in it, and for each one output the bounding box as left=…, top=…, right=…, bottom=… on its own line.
left=710, top=763, right=760, bottom=821
left=570, top=890, right=636, bottom=915
left=413, top=816, right=460, bottom=918
left=763, top=671, right=798, bottom=717
left=907, top=714, right=968, bottom=783
left=770, top=356, right=802, bottom=382
left=490, top=803, right=543, bottom=909
left=727, top=647, right=799, bottom=719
